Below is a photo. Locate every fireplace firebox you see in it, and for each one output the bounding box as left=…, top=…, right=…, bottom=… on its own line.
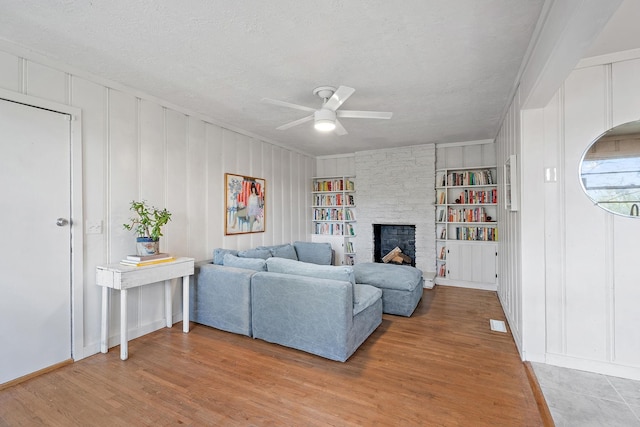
left=373, top=224, right=416, bottom=266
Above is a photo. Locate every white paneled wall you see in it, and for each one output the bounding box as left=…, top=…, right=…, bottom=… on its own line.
left=435, top=141, right=496, bottom=171
left=316, top=154, right=356, bottom=177
left=493, top=95, right=524, bottom=354
left=515, top=54, right=640, bottom=379
left=0, top=49, right=315, bottom=359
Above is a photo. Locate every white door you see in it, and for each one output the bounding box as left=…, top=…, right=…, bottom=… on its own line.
left=0, top=99, right=72, bottom=384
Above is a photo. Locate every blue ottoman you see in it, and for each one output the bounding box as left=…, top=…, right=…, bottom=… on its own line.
left=353, top=262, right=424, bottom=317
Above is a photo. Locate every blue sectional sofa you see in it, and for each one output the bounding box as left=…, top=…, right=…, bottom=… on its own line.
left=191, top=242, right=383, bottom=362
left=190, top=241, right=424, bottom=361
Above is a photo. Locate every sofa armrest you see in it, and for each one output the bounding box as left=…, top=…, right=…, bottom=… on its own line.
left=190, top=264, right=256, bottom=336
left=251, top=272, right=353, bottom=361
left=193, top=259, right=213, bottom=274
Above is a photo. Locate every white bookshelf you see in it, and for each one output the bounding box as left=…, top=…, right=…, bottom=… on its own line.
left=435, top=166, right=498, bottom=290
left=311, top=176, right=356, bottom=265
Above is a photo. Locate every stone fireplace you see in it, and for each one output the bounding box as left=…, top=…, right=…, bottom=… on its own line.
left=373, top=224, right=416, bottom=266
left=353, top=144, right=436, bottom=276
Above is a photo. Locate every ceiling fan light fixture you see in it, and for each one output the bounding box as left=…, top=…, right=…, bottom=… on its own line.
left=314, top=109, right=336, bottom=132
left=315, top=119, right=336, bottom=132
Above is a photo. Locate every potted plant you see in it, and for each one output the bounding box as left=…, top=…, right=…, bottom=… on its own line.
left=123, top=200, right=172, bottom=256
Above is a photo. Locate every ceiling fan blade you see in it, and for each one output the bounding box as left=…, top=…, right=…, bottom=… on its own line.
left=276, top=115, right=313, bottom=130
left=334, top=119, right=348, bottom=136
left=262, top=98, right=316, bottom=113
left=337, top=110, right=393, bottom=119
left=323, top=86, right=355, bottom=111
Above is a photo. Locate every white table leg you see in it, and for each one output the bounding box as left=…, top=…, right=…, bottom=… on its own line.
left=120, top=289, right=128, bottom=360
left=100, top=286, right=109, bottom=353
left=165, top=280, right=172, bottom=328
left=182, top=275, right=189, bottom=333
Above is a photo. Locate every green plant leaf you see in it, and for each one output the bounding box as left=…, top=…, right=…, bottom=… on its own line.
left=122, top=200, right=172, bottom=240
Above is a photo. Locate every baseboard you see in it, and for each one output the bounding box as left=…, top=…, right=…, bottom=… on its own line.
left=83, top=318, right=175, bottom=359
left=544, top=353, right=640, bottom=381
left=434, top=277, right=497, bottom=291
left=1, top=359, right=73, bottom=391
left=524, top=362, right=555, bottom=427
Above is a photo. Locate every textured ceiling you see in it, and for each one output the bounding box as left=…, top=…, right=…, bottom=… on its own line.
left=0, top=0, right=545, bottom=156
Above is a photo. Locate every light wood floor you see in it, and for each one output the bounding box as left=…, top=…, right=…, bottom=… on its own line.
left=0, top=286, right=543, bottom=426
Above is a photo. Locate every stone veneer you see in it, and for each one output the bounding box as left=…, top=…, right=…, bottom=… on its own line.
left=354, top=144, right=436, bottom=275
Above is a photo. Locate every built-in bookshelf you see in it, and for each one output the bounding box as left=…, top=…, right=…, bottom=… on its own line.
left=435, top=166, right=498, bottom=289
left=311, top=176, right=356, bottom=265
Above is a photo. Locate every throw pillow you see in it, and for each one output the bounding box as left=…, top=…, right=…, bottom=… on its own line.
left=237, top=248, right=272, bottom=260
left=213, top=248, right=239, bottom=265
left=293, top=241, right=333, bottom=265
left=268, top=244, right=298, bottom=260
left=223, top=254, right=267, bottom=271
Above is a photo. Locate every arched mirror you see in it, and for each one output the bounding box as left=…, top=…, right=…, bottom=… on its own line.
left=580, top=120, right=640, bottom=217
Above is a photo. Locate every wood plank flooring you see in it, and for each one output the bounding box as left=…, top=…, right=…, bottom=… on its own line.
left=0, top=285, right=543, bottom=426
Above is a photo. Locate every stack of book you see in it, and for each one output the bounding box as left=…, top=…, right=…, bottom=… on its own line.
left=120, top=253, right=175, bottom=267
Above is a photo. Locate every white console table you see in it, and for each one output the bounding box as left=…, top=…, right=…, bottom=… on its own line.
left=96, top=257, right=195, bottom=360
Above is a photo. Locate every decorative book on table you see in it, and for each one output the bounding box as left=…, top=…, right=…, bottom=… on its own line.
left=126, top=252, right=172, bottom=262
left=120, top=253, right=175, bottom=267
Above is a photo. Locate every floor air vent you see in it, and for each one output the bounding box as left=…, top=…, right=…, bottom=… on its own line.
left=490, top=319, right=507, bottom=333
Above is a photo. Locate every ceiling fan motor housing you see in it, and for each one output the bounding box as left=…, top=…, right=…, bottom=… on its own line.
left=314, top=109, right=337, bottom=131
left=315, top=109, right=336, bottom=122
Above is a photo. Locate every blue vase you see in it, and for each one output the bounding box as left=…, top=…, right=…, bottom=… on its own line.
left=136, top=237, right=159, bottom=256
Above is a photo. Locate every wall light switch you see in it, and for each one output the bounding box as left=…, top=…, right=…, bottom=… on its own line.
left=544, top=167, right=557, bottom=182
left=86, top=220, right=103, bottom=234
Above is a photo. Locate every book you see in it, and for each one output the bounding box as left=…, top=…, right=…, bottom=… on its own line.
left=126, top=252, right=171, bottom=262
left=120, top=257, right=176, bottom=267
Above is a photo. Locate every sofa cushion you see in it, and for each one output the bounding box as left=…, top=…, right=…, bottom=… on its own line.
left=257, top=243, right=298, bottom=260
left=353, top=262, right=423, bottom=291
left=223, top=254, right=267, bottom=271
left=266, top=257, right=355, bottom=286
left=213, top=248, right=238, bottom=265
left=293, top=241, right=333, bottom=265
left=237, top=248, right=272, bottom=260
left=353, top=284, right=382, bottom=316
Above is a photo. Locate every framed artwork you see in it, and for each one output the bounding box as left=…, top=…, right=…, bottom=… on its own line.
left=504, top=154, right=518, bottom=211
left=225, top=173, right=266, bottom=235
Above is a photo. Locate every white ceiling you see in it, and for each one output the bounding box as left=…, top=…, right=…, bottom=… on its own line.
left=0, top=1, right=548, bottom=156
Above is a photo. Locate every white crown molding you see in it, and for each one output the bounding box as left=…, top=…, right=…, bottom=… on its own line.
left=0, top=38, right=314, bottom=158
left=315, top=153, right=356, bottom=160
left=576, top=47, right=640, bottom=69
left=434, top=138, right=494, bottom=148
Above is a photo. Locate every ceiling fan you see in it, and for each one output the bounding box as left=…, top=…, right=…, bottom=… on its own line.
left=262, top=86, right=393, bottom=135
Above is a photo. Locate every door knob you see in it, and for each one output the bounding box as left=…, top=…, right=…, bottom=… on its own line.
left=56, top=218, right=69, bottom=226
